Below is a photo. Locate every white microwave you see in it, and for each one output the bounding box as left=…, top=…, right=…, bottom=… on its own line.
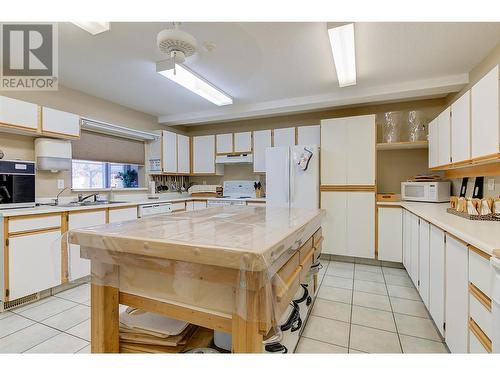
left=401, top=181, right=451, bottom=202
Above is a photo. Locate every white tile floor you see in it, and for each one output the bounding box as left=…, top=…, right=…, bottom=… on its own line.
left=0, top=260, right=449, bottom=353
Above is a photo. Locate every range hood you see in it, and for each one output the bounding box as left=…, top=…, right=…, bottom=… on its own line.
left=215, top=153, right=253, bottom=164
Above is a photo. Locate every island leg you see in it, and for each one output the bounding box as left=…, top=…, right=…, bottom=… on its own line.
left=90, top=261, right=120, bottom=353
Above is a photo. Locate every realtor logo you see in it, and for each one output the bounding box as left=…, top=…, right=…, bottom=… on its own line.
left=0, top=23, right=58, bottom=90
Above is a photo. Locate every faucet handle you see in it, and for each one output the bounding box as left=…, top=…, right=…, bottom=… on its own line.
left=78, top=193, right=83, bottom=202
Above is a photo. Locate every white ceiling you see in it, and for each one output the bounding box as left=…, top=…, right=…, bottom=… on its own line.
left=58, top=22, right=500, bottom=126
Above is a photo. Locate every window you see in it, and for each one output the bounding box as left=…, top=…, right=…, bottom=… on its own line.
left=72, top=160, right=141, bottom=190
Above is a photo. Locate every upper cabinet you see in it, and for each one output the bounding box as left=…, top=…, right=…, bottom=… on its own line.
left=148, top=131, right=190, bottom=174
left=437, top=107, right=451, bottom=167
left=297, top=125, right=320, bottom=146
left=193, top=135, right=220, bottom=174
left=216, top=133, right=233, bottom=154
left=428, top=118, right=439, bottom=168
left=177, top=134, right=190, bottom=174
left=41, top=107, right=80, bottom=138
left=253, top=129, right=272, bottom=173
left=471, top=65, right=499, bottom=160
left=0, top=96, right=38, bottom=132
left=162, top=130, right=177, bottom=173
left=273, top=127, right=295, bottom=147
left=321, top=115, right=375, bottom=185
left=451, top=91, right=471, bottom=164
left=234, top=132, right=252, bottom=153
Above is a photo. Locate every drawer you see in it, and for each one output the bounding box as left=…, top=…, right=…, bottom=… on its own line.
left=469, top=246, right=492, bottom=298
left=469, top=318, right=492, bottom=353
left=170, top=202, right=186, bottom=212
left=273, top=252, right=301, bottom=319
left=273, top=252, right=300, bottom=287
left=299, top=247, right=315, bottom=284
left=312, top=227, right=322, bottom=247
left=8, top=214, right=62, bottom=234
left=469, top=291, right=492, bottom=339
left=298, top=237, right=313, bottom=263
left=314, top=239, right=323, bottom=262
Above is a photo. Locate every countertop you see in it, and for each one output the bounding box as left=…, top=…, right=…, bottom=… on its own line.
left=0, top=196, right=267, bottom=217
left=377, top=201, right=500, bottom=256
left=69, top=206, right=323, bottom=271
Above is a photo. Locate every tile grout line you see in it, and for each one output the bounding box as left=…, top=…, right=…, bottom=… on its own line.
left=346, top=264, right=356, bottom=353
left=382, top=268, right=404, bottom=353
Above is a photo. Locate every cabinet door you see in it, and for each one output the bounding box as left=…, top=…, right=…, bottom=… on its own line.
left=320, top=192, right=347, bottom=256
left=108, top=207, right=137, bottom=223
left=297, top=125, right=320, bottom=146
left=216, top=133, right=233, bottom=154
left=8, top=230, right=62, bottom=300
left=429, top=224, right=445, bottom=337
left=347, top=192, right=375, bottom=259
left=418, top=219, right=430, bottom=308
left=320, top=118, right=348, bottom=184
left=377, top=207, right=402, bottom=262
left=68, top=210, right=107, bottom=281
left=162, top=130, right=177, bottom=173
left=177, top=134, right=190, bottom=174
left=428, top=119, right=439, bottom=168
left=409, top=212, right=419, bottom=287
left=451, top=91, right=471, bottom=163
left=234, top=132, right=252, bottom=152
left=42, top=107, right=80, bottom=137
left=253, top=130, right=272, bottom=173
left=471, top=65, right=499, bottom=159
left=445, top=234, right=469, bottom=353
left=273, top=127, right=295, bottom=147
left=0, top=96, right=38, bottom=131
left=193, top=201, right=207, bottom=210
left=346, top=115, right=375, bottom=185
left=193, top=135, right=215, bottom=174
left=437, top=107, right=451, bottom=167
left=148, top=132, right=162, bottom=172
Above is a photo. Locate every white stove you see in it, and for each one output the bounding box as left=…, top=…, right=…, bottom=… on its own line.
left=206, top=180, right=258, bottom=207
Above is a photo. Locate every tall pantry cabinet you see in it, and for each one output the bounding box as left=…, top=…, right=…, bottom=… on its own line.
left=320, top=115, right=376, bottom=258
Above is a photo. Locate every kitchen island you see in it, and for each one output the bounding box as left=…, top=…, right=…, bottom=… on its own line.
left=68, top=206, right=324, bottom=353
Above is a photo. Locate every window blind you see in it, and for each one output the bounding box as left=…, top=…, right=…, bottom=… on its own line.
left=72, top=130, right=145, bottom=165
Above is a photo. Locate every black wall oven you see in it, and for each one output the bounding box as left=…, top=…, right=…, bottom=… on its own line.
left=0, top=160, right=36, bottom=209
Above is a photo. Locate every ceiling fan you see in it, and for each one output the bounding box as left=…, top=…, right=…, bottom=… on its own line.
left=156, top=23, right=232, bottom=106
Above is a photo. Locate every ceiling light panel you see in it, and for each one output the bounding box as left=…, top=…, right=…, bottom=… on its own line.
left=328, top=23, right=356, bottom=87
left=157, top=62, right=233, bottom=106
left=72, top=22, right=110, bottom=35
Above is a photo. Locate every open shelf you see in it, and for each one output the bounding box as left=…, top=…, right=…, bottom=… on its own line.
left=376, top=140, right=428, bottom=150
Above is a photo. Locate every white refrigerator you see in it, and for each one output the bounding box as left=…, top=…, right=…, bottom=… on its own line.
left=266, top=145, right=320, bottom=209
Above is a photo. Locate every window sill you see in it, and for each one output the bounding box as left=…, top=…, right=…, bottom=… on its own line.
left=71, top=188, right=148, bottom=192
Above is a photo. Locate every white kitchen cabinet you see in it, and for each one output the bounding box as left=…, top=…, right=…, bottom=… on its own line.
left=273, top=127, right=295, bottom=147
left=321, top=191, right=374, bottom=258
left=147, top=131, right=162, bottom=172
left=186, top=201, right=206, bottom=211
left=193, top=135, right=217, bottom=174
left=162, top=130, right=178, bottom=173
left=471, top=65, right=499, bottom=159
left=177, top=134, right=190, bottom=174
left=402, top=209, right=409, bottom=269
left=234, top=132, right=252, bottom=152
left=428, top=118, right=439, bottom=168
left=0, top=96, right=38, bottom=131
left=297, top=125, right=320, bottom=146
left=8, top=230, right=62, bottom=300
left=418, top=219, right=430, bottom=308
left=216, top=133, right=233, bottom=154
left=451, top=91, right=471, bottom=163
left=108, top=206, right=137, bottom=223
left=320, top=191, right=348, bottom=256
left=41, top=107, right=80, bottom=138
left=437, top=107, right=451, bottom=167
left=409, top=212, right=419, bottom=287
left=429, top=224, right=445, bottom=337
left=68, top=210, right=107, bottom=281
left=445, top=234, right=469, bottom=353
left=321, top=115, right=375, bottom=185
left=377, top=206, right=402, bottom=262
left=253, top=130, right=272, bottom=173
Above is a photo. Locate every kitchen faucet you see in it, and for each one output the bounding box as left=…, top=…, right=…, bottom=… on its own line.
left=53, top=187, right=68, bottom=206
left=78, top=193, right=100, bottom=203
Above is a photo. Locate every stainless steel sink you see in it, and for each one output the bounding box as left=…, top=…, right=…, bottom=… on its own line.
left=58, top=200, right=128, bottom=208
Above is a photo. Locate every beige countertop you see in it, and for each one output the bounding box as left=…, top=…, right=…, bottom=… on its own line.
left=377, top=201, right=500, bottom=256
left=69, top=206, right=323, bottom=271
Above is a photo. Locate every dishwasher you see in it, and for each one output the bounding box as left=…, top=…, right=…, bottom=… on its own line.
left=137, top=202, right=173, bottom=217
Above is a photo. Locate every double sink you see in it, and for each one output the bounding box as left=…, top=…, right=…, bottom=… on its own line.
left=57, top=200, right=128, bottom=208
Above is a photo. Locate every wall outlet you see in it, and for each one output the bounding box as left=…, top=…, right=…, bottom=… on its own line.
left=487, top=179, right=495, bottom=191
left=57, top=179, right=65, bottom=189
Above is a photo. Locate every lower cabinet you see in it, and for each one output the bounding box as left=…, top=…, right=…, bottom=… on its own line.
left=445, top=234, right=469, bottom=353
left=377, top=206, right=402, bottom=262
left=428, top=224, right=446, bottom=337
left=403, top=211, right=419, bottom=287
left=418, top=219, right=430, bottom=308
left=8, top=230, right=62, bottom=300
left=68, top=210, right=107, bottom=281
left=321, top=191, right=375, bottom=258
left=108, top=206, right=138, bottom=223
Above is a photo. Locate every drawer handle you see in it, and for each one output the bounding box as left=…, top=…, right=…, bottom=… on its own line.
left=264, top=343, right=288, bottom=353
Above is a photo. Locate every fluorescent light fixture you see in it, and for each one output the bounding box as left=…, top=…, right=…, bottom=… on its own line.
left=328, top=23, right=356, bottom=87
left=156, top=60, right=232, bottom=106
left=72, top=22, right=110, bottom=35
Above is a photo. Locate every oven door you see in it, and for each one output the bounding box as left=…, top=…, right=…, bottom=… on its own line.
left=0, top=174, right=35, bottom=207
left=401, top=183, right=427, bottom=202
